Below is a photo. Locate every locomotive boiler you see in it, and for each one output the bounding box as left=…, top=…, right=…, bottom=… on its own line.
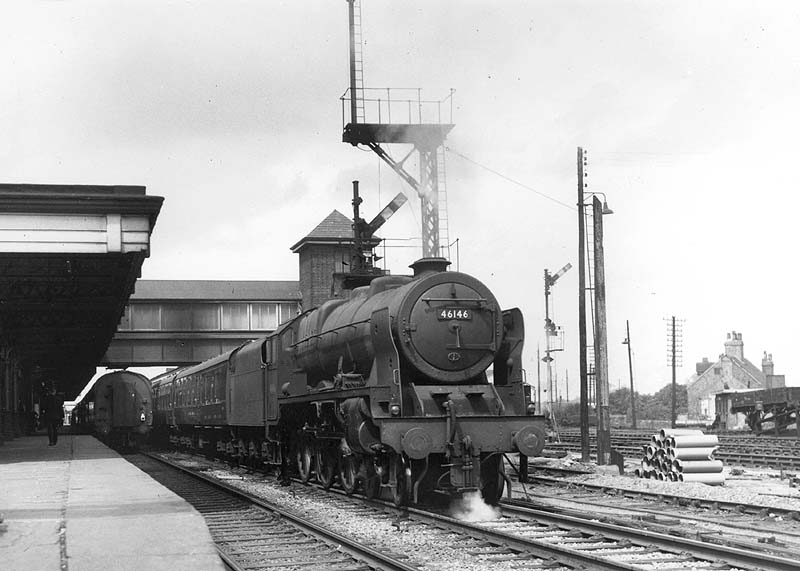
left=152, top=257, right=545, bottom=505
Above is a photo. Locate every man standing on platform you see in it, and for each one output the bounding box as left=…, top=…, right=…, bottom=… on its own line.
left=41, top=384, right=64, bottom=446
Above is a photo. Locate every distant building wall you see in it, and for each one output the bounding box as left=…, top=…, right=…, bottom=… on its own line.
left=686, top=331, right=776, bottom=420
left=297, top=243, right=351, bottom=310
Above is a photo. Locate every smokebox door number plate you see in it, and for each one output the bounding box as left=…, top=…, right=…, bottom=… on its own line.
left=437, top=307, right=472, bottom=320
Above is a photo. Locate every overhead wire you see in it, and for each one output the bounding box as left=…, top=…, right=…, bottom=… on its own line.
left=445, top=146, right=576, bottom=211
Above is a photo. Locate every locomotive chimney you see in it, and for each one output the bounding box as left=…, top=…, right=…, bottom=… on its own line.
left=410, top=257, right=451, bottom=276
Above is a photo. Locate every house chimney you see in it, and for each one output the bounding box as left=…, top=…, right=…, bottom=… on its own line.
left=696, top=357, right=712, bottom=375
left=724, top=331, right=744, bottom=361
left=762, top=352, right=774, bottom=376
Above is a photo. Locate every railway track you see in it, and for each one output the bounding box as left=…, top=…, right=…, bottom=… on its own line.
left=128, top=452, right=417, bottom=571
left=510, top=470, right=800, bottom=521
left=548, top=430, right=800, bottom=470
left=138, top=450, right=800, bottom=570
left=491, top=500, right=800, bottom=571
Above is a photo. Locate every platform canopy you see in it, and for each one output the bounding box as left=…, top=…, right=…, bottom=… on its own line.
left=0, top=185, right=163, bottom=398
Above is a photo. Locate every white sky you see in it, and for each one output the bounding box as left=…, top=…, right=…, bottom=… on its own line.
left=3, top=1, right=799, bottom=397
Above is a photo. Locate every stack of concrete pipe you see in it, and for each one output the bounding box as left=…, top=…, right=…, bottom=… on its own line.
left=634, top=428, right=724, bottom=485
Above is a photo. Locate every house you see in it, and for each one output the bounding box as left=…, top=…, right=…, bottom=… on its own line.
left=686, top=331, right=785, bottom=421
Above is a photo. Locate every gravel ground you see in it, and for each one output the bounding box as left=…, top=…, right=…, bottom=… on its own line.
left=193, top=464, right=569, bottom=571
left=527, top=453, right=800, bottom=514
left=166, top=452, right=770, bottom=570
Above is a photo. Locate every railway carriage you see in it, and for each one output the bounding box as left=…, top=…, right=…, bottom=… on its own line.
left=91, top=370, right=153, bottom=447
left=152, top=258, right=545, bottom=505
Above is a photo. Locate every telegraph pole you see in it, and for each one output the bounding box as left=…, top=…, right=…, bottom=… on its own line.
left=671, top=317, right=677, bottom=428
left=666, top=316, right=684, bottom=428
left=592, top=196, right=611, bottom=465
left=577, top=147, right=590, bottom=462
left=623, top=320, right=636, bottom=428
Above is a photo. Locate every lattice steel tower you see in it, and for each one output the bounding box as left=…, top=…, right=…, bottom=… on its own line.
left=341, top=0, right=454, bottom=260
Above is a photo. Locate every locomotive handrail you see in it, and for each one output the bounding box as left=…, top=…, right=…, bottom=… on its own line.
left=290, top=318, right=371, bottom=347
left=420, top=297, right=488, bottom=304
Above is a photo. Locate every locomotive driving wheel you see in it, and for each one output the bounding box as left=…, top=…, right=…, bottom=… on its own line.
left=297, top=439, right=314, bottom=483
left=339, top=454, right=358, bottom=495
left=480, top=454, right=505, bottom=505
left=389, top=454, right=411, bottom=507
left=315, top=445, right=337, bottom=489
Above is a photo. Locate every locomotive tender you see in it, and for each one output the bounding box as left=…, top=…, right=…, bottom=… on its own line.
left=152, top=257, right=545, bottom=505
left=91, top=370, right=153, bottom=447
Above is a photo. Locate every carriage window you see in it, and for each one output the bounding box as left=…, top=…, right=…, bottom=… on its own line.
left=216, top=371, right=225, bottom=402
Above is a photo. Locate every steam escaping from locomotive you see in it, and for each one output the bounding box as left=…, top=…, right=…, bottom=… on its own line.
left=450, top=490, right=501, bottom=522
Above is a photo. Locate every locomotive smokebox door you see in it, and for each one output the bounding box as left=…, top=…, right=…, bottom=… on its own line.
left=398, top=273, right=502, bottom=382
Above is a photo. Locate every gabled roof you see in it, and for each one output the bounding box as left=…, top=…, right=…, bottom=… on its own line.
left=290, top=210, right=379, bottom=252
left=688, top=353, right=765, bottom=390
left=290, top=210, right=352, bottom=252
left=730, top=355, right=766, bottom=385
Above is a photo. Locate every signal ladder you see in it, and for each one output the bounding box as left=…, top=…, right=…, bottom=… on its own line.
left=437, top=145, right=451, bottom=261
left=350, top=0, right=365, bottom=124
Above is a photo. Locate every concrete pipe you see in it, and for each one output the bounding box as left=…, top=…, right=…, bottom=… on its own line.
left=673, top=459, right=724, bottom=474
left=679, top=472, right=725, bottom=485
left=668, top=446, right=718, bottom=461
left=659, top=428, right=704, bottom=441
left=669, top=434, right=719, bottom=448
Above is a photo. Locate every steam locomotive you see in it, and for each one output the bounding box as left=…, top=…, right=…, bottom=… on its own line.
left=151, top=256, right=544, bottom=505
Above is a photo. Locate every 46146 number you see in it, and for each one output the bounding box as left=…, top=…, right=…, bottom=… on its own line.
left=437, top=308, right=472, bottom=320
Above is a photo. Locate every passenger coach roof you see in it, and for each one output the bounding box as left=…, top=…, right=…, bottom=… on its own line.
left=170, top=344, right=246, bottom=379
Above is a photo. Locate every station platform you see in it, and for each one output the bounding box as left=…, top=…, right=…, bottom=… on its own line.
left=0, top=435, right=224, bottom=571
